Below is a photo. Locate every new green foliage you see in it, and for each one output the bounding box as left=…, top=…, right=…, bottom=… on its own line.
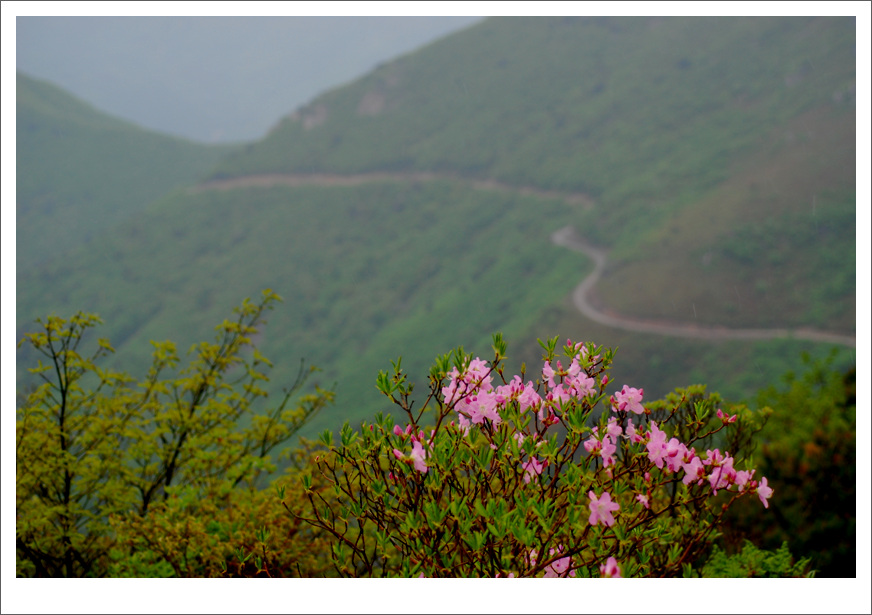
left=15, top=291, right=334, bottom=577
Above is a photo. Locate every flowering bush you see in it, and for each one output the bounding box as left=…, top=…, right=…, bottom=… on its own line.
left=301, top=334, right=776, bottom=577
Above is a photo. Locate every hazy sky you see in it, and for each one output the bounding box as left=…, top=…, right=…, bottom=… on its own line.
left=15, top=16, right=484, bottom=143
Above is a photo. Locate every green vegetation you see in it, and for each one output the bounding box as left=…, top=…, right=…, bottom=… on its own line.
left=18, top=310, right=826, bottom=578
left=15, top=292, right=335, bottom=577
left=695, top=541, right=813, bottom=578
left=305, top=335, right=781, bottom=577
left=17, top=181, right=585, bottom=436
left=17, top=17, right=855, bottom=462
left=212, top=17, right=855, bottom=331
left=720, top=352, right=856, bottom=577
left=16, top=72, right=236, bottom=268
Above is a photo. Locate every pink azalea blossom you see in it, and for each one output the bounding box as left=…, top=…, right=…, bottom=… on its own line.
left=517, top=381, right=543, bottom=413
left=599, top=556, right=622, bottom=578
left=635, top=493, right=650, bottom=509
left=756, top=476, right=774, bottom=508
left=542, top=546, right=576, bottom=578
left=584, top=434, right=602, bottom=455
left=542, top=361, right=557, bottom=389
left=682, top=456, right=706, bottom=486
left=409, top=440, right=428, bottom=474
left=624, top=420, right=644, bottom=444
left=708, top=455, right=737, bottom=494
left=646, top=422, right=668, bottom=468
left=716, top=408, right=738, bottom=423
left=522, top=457, right=546, bottom=483
left=664, top=438, right=686, bottom=474
left=606, top=417, right=623, bottom=440
left=612, top=385, right=645, bottom=414
left=734, top=468, right=755, bottom=491
left=588, top=490, right=620, bottom=527
left=600, top=437, right=617, bottom=468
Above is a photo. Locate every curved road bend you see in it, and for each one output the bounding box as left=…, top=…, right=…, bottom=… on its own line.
left=193, top=173, right=854, bottom=348
left=550, top=226, right=855, bottom=348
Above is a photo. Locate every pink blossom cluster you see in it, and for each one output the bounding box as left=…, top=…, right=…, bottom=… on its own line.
left=583, top=417, right=623, bottom=467
left=441, top=342, right=599, bottom=433
left=414, top=343, right=775, bottom=578
left=442, top=358, right=542, bottom=431
left=391, top=423, right=432, bottom=474
left=629, top=419, right=773, bottom=507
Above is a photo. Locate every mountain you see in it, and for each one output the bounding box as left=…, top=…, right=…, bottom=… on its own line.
left=213, top=16, right=856, bottom=332
left=16, top=17, right=856, bottom=438
left=16, top=72, right=236, bottom=269
left=16, top=17, right=486, bottom=143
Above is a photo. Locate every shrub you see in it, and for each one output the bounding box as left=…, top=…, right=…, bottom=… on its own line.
left=301, top=334, right=778, bottom=577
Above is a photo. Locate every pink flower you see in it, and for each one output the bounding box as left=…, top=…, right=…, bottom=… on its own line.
left=606, top=417, right=623, bottom=440
left=588, top=490, right=620, bottom=527
left=756, top=476, right=774, bottom=508
left=664, top=438, right=686, bottom=474
left=735, top=468, right=755, bottom=491
left=708, top=455, right=737, bottom=494
left=517, top=381, right=543, bottom=413
left=542, top=546, right=575, bottom=578
left=600, top=437, right=617, bottom=468
left=409, top=440, right=428, bottom=474
left=682, top=456, right=705, bottom=486
left=466, top=391, right=502, bottom=426
left=624, top=420, right=644, bottom=443
left=646, top=422, right=668, bottom=468
left=583, top=435, right=602, bottom=455
left=635, top=493, right=650, bottom=509
left=716, top=408, right=738, bottom=423
left=612, top=385, right=645, bottom=414
left=394, top=441, right=429, bottom=473
left=542, top=361, right=557, bottom=389
left=599, top=556, right=622, bottom=578
left=522, top=457, right=546, bottom=484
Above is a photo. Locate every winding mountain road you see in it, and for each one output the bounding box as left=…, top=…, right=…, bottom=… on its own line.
left=550, top=226, right=855, bottom=348
left=196, top=173, right=855, bottom=348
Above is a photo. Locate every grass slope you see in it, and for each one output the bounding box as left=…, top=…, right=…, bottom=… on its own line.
left=16, top=17, right=856, bottom=438
left=16, top=72, right=237, bottom=268
left=212, top=16, right=856, bottom=331
left=17, top=181, right=587, bottom=435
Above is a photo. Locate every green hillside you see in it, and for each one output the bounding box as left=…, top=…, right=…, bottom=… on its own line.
left=213, top=16, right=856, bottom=331
left=16, top=72, right=237, bottom=268
left=16, top=17, right=856, bottom=439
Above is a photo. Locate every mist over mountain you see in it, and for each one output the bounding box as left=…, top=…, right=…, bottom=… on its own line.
left=16, top=16, right=484, bottom=143
left=16, top=16, right=857, bottom=439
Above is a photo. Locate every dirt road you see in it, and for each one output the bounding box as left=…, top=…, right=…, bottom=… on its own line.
left=195, top=173, right=855, bottom=348
left=551, top=226, right=855, bottom=347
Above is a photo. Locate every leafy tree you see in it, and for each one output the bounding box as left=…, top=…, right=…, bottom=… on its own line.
left=16, top=290, right=334, bottom=577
